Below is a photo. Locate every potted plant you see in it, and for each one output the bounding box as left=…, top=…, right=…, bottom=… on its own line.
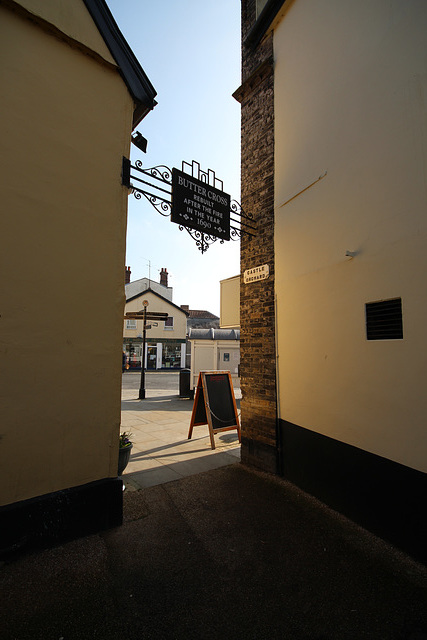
left=118, top=431, right=133, bottom=476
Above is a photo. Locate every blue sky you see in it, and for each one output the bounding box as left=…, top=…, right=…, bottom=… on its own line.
left=106, top=1, right=242, bottom=315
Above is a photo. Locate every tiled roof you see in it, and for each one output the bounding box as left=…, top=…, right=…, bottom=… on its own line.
left=126, top=278, right=172, bottom=302
left=188, top=310, right=219, bottom=319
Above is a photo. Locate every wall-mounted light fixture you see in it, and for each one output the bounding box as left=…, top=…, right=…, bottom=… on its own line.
left=131, top=132, right=148, bottom=153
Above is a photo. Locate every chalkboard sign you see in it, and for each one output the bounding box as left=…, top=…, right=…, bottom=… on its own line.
left=191, top=384, right=207, bottom=426
left=188, top=371, right=241, bottom=449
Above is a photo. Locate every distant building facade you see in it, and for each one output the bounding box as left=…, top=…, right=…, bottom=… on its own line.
left=180, top=304, right=220, bottom=368
left=188, top=328, right=240, bottom=395
left=124, top=268, right=188, bottom=369
left=220, top=275, right=240, bottom=329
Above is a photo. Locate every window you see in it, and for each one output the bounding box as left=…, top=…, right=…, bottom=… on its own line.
left=365, top=298, right=403, bottom=340
left=126, top=319, right=137, bottom=330
left=162, top=342, right=181, bottom=368
left=124, top=342, right=142, bottom=368
left=164, top=316, right=174, bottom=330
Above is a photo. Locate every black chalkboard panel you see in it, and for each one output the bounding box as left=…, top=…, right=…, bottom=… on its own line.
left=188, top=371, right=241, bottom=449
left=191, top=382, right=207, bottom=426
left=203, top=373, right=236, bottom=430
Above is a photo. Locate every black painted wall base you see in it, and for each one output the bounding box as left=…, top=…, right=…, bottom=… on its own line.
left=279, top=419, right=427, bottom=564
left=0, top=477, right=123, bottom=561
left=241, top=437, right=279, bottom=475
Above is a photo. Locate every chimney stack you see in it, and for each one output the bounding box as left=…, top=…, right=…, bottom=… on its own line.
left=125, top=266, right=131, bottom=284
left=181, top=304, right=189, bottom=312
left=160, top=268, right=168, bottom=287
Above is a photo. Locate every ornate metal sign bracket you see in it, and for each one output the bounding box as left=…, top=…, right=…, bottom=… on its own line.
left=122, top=157, right=256, bottom=253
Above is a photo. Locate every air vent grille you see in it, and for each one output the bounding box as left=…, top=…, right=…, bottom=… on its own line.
left=365, top=298, right=403, bottom=340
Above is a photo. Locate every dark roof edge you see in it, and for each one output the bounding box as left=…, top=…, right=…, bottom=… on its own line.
left=126, top=288, right=190, bottom=315
left=188, top=328, right=241, bottom=341
left=83, top=0, right=157, bottom=128
left=244, top=0, right=287, bottom=50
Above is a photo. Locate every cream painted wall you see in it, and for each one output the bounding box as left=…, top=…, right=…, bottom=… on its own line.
left=190, top=340, right=240, bottom=390
left=273, top=0, right=427, bottom=472
left=14, top=0, right=116, bottom=65
left=0, top=4, right=134, bottom=505
left=124, top=293, right=187, bottom=341
left=220, top=275, right=240, bottom=328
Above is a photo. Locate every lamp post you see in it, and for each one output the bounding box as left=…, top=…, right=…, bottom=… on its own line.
left=139, top=302, right=148, bottom=399
left=124, top=306, right=168, bottom=401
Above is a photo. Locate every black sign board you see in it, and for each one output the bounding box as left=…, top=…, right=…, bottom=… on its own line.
left=188, top=371, right=241, bottom=449
left=171, top=168, right=230, bottom=241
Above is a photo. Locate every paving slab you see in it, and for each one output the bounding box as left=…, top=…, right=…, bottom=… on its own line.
left=120, top=373, right=241, bottom=490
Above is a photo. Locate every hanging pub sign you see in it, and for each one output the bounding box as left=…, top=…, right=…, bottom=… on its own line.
left=122, top=156, right=255, bottom=253
left=171, top=168, right=231, bottom=241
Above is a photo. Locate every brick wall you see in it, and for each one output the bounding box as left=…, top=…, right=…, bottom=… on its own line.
left=235, top=0, right=278, bottom=473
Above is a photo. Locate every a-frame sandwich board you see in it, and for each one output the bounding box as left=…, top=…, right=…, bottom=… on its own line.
left=188, top=371, right=241, bottom=450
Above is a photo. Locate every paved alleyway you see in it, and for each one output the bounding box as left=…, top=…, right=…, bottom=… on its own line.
left=121, top=371, right=241, bottom=490
left=2, top=462, right=427, bottom=640
left=1, top=372, right=426, bottom=640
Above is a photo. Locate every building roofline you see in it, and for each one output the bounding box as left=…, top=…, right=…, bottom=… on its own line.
left=83, top=0, right=157, bottom=128
left=244, top=0, right=286, bottom=50
left=126, top=288, right=189, bottom=315
left=126, top=276, right=171, bottom=290
left=188, top=328, right=240, bottom=341
left=188, top=310, right=220, bottom=319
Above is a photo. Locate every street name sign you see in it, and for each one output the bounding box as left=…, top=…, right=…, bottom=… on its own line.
left=243, top=264, right=270, bottom=284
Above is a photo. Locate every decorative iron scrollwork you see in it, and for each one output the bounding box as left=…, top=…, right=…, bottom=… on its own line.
left=122, top=156, right=256, bottom=253
left=133, top=190, right=171, bottom=217
left=178, top=225, right=225, bottom=253
left=134, top=161, right=172, bottom=185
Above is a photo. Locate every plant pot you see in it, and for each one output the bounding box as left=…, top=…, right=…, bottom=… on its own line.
left=118, top=444, right=133, bottom=476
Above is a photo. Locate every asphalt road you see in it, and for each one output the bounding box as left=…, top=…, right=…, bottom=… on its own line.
left=122, top=370, right=180, bottom=392
left=122, top=370, right=241, bottom=395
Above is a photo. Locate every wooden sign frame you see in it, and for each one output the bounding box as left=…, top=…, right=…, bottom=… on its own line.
left=188, top=371, right=241, bottom=449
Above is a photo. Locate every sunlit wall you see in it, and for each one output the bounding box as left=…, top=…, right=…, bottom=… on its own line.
left=0, top=0, right=133, bottom=506
left=274, top=0, right=427, bottom=473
